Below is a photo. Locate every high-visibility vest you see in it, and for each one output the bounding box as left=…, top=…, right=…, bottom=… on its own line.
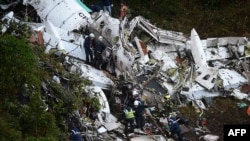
left=124, top=109, right=135, bottom=119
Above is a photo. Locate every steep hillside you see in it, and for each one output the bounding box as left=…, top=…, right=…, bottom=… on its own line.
left=85, top=0, right=250, bottom=39
left=1, top=1, right=250, bottom=141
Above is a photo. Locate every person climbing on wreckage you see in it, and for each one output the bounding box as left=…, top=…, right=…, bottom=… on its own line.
left=133, top=99, right=151, bottom=133
left=92, top=36, right=106, bottom=69
left=163, top=94, right=174, bottom=117
left=168, top=113, right=184, bottom=141
left=69, top=123, right=83, bottom=141
left=84, top=33, right=96, bottom=65
left=125, top=84, right=142, bottom=107
left=101, top=44, right=117, bottom=76
left=119, top=1, right=129, bottom=20
left=101, top=0, right=113, bottom=16
left=90, top=3, right=102, bottom=13
left=118, top=104, right=136, bottom=136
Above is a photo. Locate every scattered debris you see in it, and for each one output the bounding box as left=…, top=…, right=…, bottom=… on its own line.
left=1, top=0, right=250, bottom=140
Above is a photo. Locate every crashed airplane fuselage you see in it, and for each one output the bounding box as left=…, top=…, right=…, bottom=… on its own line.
left=7, top=0, right=250, bottom=108
left=1, top=0, right=250, bottom=140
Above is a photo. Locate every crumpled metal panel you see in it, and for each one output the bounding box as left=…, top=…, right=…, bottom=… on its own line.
left=218, top=69, right=248, bottom=90
left=195, top=66, right=218, bottom=90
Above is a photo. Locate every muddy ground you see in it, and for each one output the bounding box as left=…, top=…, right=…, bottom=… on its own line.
left=110, top=94, right=250, bottom=141
left=178, top=96, right=250, bottom=141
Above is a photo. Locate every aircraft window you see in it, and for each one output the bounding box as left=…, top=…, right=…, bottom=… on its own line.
left=211, top=50, right=216, bottom=55
left=211, top=78, right=215, bottom=83
left=100, top=21, right=105, bottom=28
left=203, top=74, right=210, bottom=80
left=182, top=87, right=189, bottom=91
left=197, top=71, right=201, bottom=75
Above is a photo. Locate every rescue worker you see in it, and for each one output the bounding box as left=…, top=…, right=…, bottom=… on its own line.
left=164, top=94, right=174, bottom=116
left=127, top=87, right=140, bottom=107
left=93, top=36, right=106, bottom=69
left=90, top=4, right=102, bottom=13
left=168, top=115, right=183, bottom=141
left=102, top=0, right=113, bottom=16
left=84, top=33, right=95, bottom=65
left=101, top=46, right=116, bottom=76
left=123, top=105, right=135, bottom=136
left=133, top=100, right=149, bottom=131
left=69, top=124, right=83, bottom=141
left=120, top=1, right=128, bottom=20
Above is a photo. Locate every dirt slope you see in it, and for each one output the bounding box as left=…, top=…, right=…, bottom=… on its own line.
left=179, top=97, right=250, bottom=141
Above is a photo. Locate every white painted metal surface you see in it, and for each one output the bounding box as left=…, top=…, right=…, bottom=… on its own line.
left=43, top=19, right=65, bottom=51
left=130, top=135, right=167, bottom=141
left=195, top=67, right=218, bottom=90
left=79, top=64, right=114, bottom=89
left=23, top=0, right=92, bottom=31
left=190, top=28, right=208, bottom=67
left=1, top=11, right=15, bottom=33
left=85, top=86, right=110, bottom=113
left=218, top=69, right=248, bottom=90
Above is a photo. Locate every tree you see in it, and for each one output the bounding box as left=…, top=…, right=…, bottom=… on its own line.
left=0, top=23, right=60, bottom=140
left=0, top=34, right=38, bottom=98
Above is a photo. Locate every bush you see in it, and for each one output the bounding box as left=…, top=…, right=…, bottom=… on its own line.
left=0, top=34, right=38, bottom=97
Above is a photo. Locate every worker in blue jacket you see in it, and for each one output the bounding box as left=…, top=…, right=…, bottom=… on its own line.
left=168, top=116, right=183, bottom=141
left=101, top=0, right=113, bottom=15
left=133, top=100, right=149, bottom=131
left=92, top=36, right=106, bottom=69
left=69, top=124, right=83, bottom=141
left=84, top=33, right=95, bottom=65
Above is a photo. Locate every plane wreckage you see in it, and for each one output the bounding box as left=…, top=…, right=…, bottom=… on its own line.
left=1, top=0, right=250, bottom=141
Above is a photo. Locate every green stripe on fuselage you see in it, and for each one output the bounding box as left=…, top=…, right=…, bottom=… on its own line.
left=76, top=0, right=92, bottom=13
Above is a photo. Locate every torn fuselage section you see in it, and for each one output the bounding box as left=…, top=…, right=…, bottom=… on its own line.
left=118, top=17, right=250, bottom=109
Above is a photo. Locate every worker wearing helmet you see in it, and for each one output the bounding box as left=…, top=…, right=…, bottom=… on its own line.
left=122, top=105, right=135, bottom=136
left=92, top=36, right=106, bottom=69
left=131, top=89, right=140, bottom=104
left=84, top=33, right=95, bottom=65
left=168, top=115, right=183, bottom=141
left=133, top=99, right=149, bottom=132
left=164, top=94, right=174, bottom=117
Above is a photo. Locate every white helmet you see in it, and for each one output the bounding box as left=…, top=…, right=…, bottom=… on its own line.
left=98, top=36, right=103, bottom=41
left=132, top=90, right=138, bottom=96
left=134, top=100, right=140, bottom=106
left=89, top=33, right=95, bottom=38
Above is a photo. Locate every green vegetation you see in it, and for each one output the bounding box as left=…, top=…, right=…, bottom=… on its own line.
left=0, top=21, right=100, bottom=140
left=0, top=0, right=250, bottom=140
left=86, top=0, right=250, bottom=38
left=0, top=22, right=61, bottom=140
